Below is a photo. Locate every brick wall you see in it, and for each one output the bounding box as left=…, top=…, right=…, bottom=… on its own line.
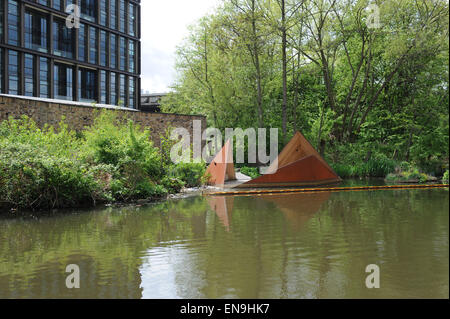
left=0, top=94, right=206, bottom=147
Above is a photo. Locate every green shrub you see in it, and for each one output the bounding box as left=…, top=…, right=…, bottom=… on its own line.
left=240, top=166, right=261, bottom=179
left=443, top=170, right=449, bottom=183
left=0, top=113, right=209, bottom=211
left=331, top=155, right=396, bottom=179
left=82, top=112, right=163, bottom=178
left=170, top=162, right=206, bottom=188
left=0, top=142, right=98, bottom=209
left=331, top=163, right=354, bottom=178
left=161, top=176, right=186, bottom=193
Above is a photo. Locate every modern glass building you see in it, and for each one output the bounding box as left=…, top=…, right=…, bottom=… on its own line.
left=0, top=0, right=141, bottom=109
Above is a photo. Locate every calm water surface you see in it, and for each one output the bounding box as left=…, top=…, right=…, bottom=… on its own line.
left=0, top=182, right=448, bottom=299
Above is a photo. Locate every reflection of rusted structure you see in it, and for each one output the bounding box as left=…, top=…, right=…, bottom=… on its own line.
left=207, top=192, right=330, bottom=232
left=204, top=140, right=236, bottom=186
left=204, top=131, right=341, bottom=189
left=207, top=196, right=234, bottom=231
left=263, top=192, right=331, bottom=231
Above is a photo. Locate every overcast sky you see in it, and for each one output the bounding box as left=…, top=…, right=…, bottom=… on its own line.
left=140, top=0, right=220, bottom=94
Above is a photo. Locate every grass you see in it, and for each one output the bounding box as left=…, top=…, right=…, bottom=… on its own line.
left=331, top=155, right=397, bottom=179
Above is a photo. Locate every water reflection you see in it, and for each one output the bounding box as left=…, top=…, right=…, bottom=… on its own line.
left=0, top=187, right=448, bottom=299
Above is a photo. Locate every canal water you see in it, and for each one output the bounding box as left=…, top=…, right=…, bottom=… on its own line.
left=0, top=182, right=448, bottom=299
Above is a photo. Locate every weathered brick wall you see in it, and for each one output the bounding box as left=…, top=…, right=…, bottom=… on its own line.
left=0, top=94, right=206, bottom=147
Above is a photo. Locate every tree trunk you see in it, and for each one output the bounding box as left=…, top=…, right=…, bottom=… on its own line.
left=281, top=0, right=288, bottom=144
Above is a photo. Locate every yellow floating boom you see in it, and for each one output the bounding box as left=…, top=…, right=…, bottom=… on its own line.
left=205, top=184, right=450, bottom=197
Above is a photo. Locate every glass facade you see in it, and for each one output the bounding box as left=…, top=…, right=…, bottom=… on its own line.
left=53, top=18, right=74, bottom=58
left=89, top=26, right=97, bottom=64
left=110, top=72, right=117, bottom=105
left=0, top=49, right=3, bottom=93
left=39, top=57, right=49, bottom=98
left=79, top=23, right=87, bottom=62
left=8, top=0, right=20, bottom=46
left=24, top=54, right=35, bottom=96
left=8, top=50, right=19, bottom=95
left=80, top=0, right=96, bottom=22
left=54, top=63, right=73, bottom=100
left=24, top=10, right=48, bottom=53
left=78, top=68, right=97, bottom=102
left=0, top=0, right=140, bottom=109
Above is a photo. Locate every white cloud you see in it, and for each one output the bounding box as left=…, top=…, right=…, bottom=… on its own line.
left=140, top=0, right=220, bottom=93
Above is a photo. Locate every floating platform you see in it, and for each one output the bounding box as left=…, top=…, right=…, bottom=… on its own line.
left=205, top=184, right=450, bottom=197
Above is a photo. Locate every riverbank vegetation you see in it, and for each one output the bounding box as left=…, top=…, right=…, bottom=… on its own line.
left=0, top=114, right=206, bottom=211
left=161, top=0, right=449, bottom=179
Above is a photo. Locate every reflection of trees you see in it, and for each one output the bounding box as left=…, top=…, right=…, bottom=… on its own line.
left=0, top=197, right=209, bottom=299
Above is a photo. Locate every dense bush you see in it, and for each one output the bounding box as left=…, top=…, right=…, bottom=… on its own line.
left=240, top=166, right=261, bottom=179
left=0, top=142, right=98, bottom=209
left=168, top=162, right=207, bottom=188
left=443, top=170, right=449, bottom=183
left=331, top=154, right=397, bottom=179
left=0, top=114, right=207, bottom=211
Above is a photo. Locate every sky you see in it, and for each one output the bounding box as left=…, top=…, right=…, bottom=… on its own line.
left=140, top=0, right=220, bottom=94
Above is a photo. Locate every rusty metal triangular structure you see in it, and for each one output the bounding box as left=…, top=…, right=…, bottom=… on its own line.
left=204, top=140, right=236, bottom=186
left=238, top=131, right=341, bottom=188
left=267, top=131, right=336, bottom=174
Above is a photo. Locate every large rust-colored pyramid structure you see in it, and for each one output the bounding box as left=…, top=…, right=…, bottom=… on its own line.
left=204, top=132, right=341, bottom=188
left=237, top=131, right=341, bottom=188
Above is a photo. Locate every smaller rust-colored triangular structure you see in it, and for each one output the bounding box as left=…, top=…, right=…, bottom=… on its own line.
left=238, top=131, right=341, bottom=188
left=204, top=140, right=236, bottom=186
left=207, top=196, right=234, bottom=232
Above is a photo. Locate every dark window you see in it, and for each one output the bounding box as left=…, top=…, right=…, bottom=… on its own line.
left=24, top=10, right=48, bottom=53
left=8, top=50, right=19, bottom=95
left=24, top=54, right=35, bottom=97
left=8, top=0, right=20, bottom=46
left=100, top=0, right=108, bottom=26
left=128, top=40, right=135, bottom=73
left=78, top=68, right=97, bottom=102
left=119, top=0, right=125, bottom=33
left=89, top=26, right=97, bottom=64
left=100, top=30, right=107, bottom=67
left=129, top=77, right=135, bottom=109
left=119, top=36, right=126, bottom=71
left=78, top=24, right=87, bottom=62
left=110, top=34, right=117, bottom=69
left=110, top=0, right=117, bottom=30
left=110, top=72, right=117, bottom=105
left=0, top=2, right=4, bottom=44
left=128, top=3, right=136, bottom=37
left=0, top=49, right=4, bottom=93
left=52, top=0, right=62, bottom=11
left=53, top=19, right=74, bottom=58
left=54, top=63, right=73, bottom=100
left=119, top=74, right=126, bottom=107
left=80, top=0, right=96, bottom=22
left=100, top=70, right=107, bottom=104
left=39, top=57, right=49, bottom=98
